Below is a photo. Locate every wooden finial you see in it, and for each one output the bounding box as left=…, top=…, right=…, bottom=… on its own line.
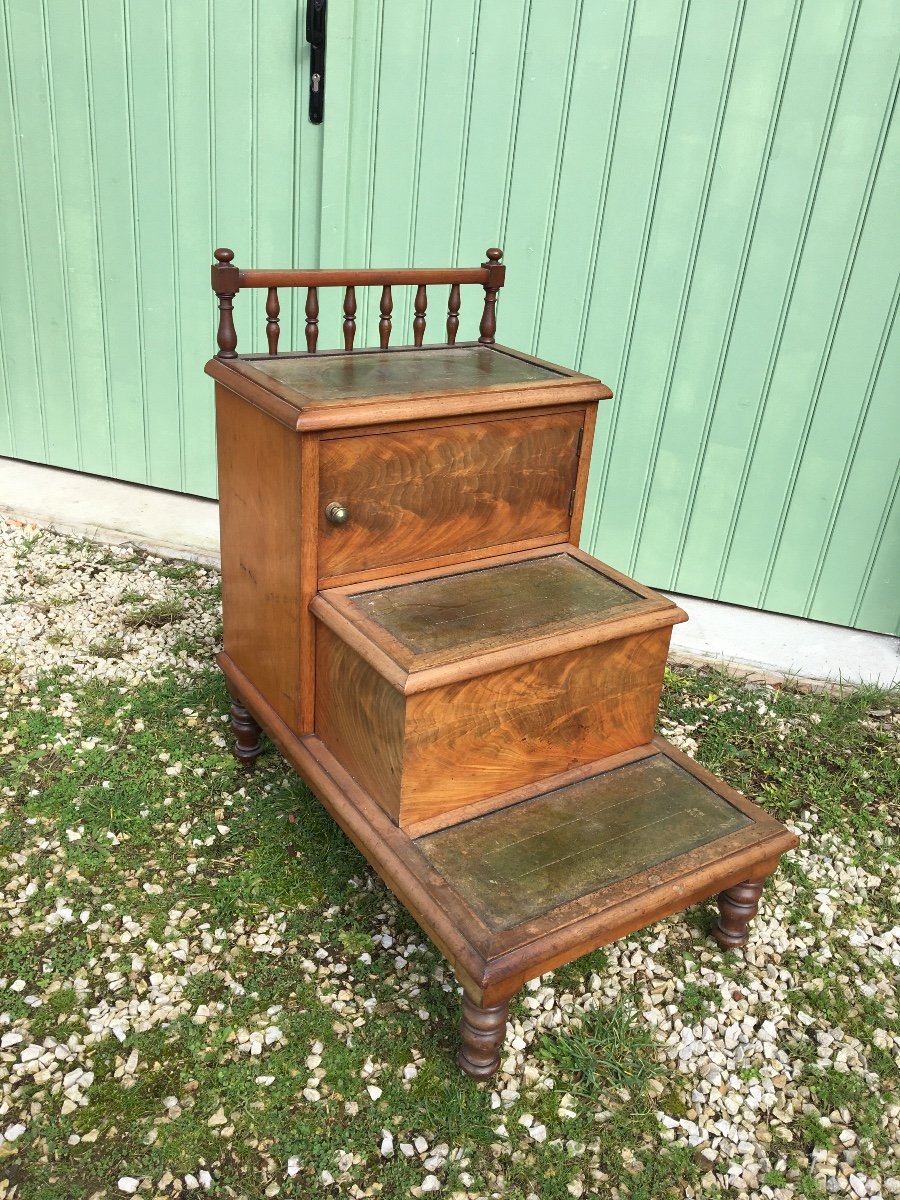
left=479, top=247, right=505, bottom=345
left=211, top=248, right=240, bottom=358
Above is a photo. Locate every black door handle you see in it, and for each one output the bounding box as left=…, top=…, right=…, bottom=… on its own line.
left=306, top=0, right=326, bottom=124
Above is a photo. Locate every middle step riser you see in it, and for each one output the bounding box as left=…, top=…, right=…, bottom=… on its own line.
left=315, top=621, right=672, bottom=830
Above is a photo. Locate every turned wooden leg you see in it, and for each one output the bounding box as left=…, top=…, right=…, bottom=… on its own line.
left=228, top=693, right=263, bottom=768
left=457, top=993, right=510, bottom=1080
left=712, top=877, right=766, bottom=949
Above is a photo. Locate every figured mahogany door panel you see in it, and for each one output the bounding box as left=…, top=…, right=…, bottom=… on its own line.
left=317, top=410, right=583, bottom=578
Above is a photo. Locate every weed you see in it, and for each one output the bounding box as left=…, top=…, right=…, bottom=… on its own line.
left=539, top=995, right=663, bottom=1104
left=122, top=598, right=186, bottom=629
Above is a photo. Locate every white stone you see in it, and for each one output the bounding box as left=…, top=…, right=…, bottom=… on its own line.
left=420, top=1177, right=441, bottom=1194
left=117, top=1180, right=140, bottom=1195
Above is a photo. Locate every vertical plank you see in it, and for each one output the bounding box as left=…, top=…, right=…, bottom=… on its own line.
left=806, top=283, right=900, bottom=631
left=0, top=0, right=45, bottom=462
left=577, top=0, right=692, bottom=570
left=170, top=0, right=216, bottom=496
left=718, top=0, right=897, bottom=614
left=612, top=0, right=800, bottom=589
left=83, top=0, right=147, bottom=485
left=126, top=0, right=182, bottom=491
left=45, top=0, right=114, bottom=475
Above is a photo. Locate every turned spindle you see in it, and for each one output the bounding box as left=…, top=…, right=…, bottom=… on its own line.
left=458, top=993, right=510, bottom=1080
left=379, top=284, right=393, bottom=348
left=228, top=694, right=263, bottom=768
left=413, top=284, right=427, bottom=347
left=305, top=286, right=319, bottom=352
left=343, top=285, right=357, bottom=350
left=446, top=283, right=461, bottom=345
left=265, top=287, right=280, bottom=354
left=713, top=878, right=766, bottom=949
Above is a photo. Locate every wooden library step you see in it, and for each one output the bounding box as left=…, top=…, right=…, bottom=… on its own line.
left=311, top=545, right=687, bottom=829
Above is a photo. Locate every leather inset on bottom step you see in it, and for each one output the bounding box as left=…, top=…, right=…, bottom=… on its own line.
left=416, top=753, right=751, bottom=930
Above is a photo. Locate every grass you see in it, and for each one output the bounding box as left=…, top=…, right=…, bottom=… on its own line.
left=538, top=995, right=664, bottom=1104
left=1, top=552, right=898, bottom=1198
left=121, top=598, right=187, bottom=629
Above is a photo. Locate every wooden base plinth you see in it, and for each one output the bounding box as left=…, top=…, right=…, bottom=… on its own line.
left=217, top=654, right=797, bottom=1079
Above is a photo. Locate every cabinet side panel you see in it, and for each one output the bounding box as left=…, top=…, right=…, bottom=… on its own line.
left=400, top=626, right=671, bottom=827
left=216, top=384, right=303, bottom=730
left=315, top=625, right=405, bottom=821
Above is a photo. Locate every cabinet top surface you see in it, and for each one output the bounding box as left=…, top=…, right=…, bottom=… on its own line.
left=245, top=345, right=562, bottom=403
left=207, top=342, right=613, bottom=431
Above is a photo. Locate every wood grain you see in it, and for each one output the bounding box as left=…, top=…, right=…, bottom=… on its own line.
left=215, top=385, right=302, bottom=731
left=569, top=401, right=597, bottom=545
left=404, top=742, right=660, bottom=839
left=318, top=411, right=583, bottom=577
left=399, top=627, right=671, bottom=826
left=314, top=625, right=406, bottom=820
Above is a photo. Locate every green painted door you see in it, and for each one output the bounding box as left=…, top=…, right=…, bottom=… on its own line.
left=0, top=0, right=322, bottom=499
left=1, top=1, right=898, bottom=635
left=320, top=0, right=900, bottom=636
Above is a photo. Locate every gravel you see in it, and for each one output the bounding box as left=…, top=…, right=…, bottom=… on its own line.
left=1, top=516, right=898, bottom=1199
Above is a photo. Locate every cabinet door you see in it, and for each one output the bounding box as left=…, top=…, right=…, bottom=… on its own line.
left=317, top=410, right=584, bottom=580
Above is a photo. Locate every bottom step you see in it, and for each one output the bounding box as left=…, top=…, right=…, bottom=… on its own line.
left=221, top=654, right=799, bottom=1079
left=417, top=751, right=754, bottom=931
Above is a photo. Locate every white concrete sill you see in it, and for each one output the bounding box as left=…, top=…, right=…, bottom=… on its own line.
left=2, top=455, right=897, bottom=688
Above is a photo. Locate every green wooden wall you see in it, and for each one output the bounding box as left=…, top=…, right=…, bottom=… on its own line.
left=1, top=1, right=898, bottom=635
left=0, top=0, right=323, bottom=499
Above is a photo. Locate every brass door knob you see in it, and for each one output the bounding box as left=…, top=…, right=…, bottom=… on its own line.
left=325, top=501, right=350, bottom=526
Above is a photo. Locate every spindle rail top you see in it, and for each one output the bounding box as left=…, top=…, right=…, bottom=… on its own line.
left=208, top=246, right=613, bottom=431
left=211, top=246, right=509, bottom=360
